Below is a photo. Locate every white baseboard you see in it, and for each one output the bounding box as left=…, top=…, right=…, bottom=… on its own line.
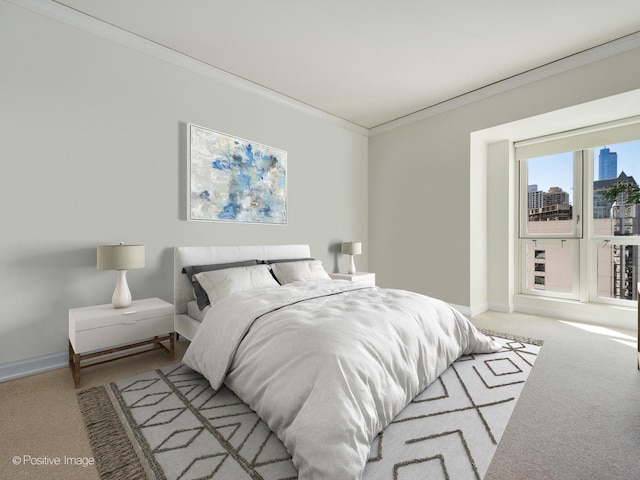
left=449, top=303, right=486, bottom=318
left=469, top=302, right=489, bottom=317
left=0, top=340, right=177, bottom=383
left=487, top=302, right=514, bottom=313
left=449, top=303, right=470, bottom=316
left=451, top=302, right=490, bottom=318
left=0, top=351, right=68, bottom=383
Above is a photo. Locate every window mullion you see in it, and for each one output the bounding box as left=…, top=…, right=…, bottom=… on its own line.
left=580, top=149, right=592, bottom=302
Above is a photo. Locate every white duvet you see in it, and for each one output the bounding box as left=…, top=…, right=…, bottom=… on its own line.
left=183, top=280, right=501, bottom=480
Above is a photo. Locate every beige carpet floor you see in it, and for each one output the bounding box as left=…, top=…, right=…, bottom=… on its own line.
left=1, top=310, right=638, bottom=480
left=0, top=341, right=189, bottom=480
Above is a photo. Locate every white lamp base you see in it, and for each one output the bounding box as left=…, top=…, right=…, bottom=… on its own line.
left=347, top=255, right=357, bottom=274
left=112, top=269, right=132, bottom=308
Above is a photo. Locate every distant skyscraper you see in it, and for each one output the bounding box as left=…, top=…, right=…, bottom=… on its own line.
left=598, top=147, right=618, bottom=180
left=527, top=185, right=544, bottom=210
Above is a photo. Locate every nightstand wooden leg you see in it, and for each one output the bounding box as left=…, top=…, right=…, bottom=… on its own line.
left=73, top=356, right=80, bottom=388
left=69, top=341, right=81, bottom=388
left=169, top=332, right=175, bottom=360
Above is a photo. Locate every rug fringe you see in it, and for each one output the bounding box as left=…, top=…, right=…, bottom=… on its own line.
left=77, top=386, right=149, bottom=480
left=479, top=328, right=544, bottom=346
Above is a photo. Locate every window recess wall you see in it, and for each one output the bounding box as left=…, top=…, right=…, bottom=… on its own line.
left=516, top=117, right=640, bottom=307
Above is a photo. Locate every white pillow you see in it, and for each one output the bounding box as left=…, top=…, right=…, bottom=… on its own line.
left=271, top=260, right=331, bottom=284
left=194, top=264, right=279, bottom=304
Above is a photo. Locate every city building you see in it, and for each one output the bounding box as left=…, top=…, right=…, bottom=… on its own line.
left=598, top=147, right=618, bottom=180
left=528, top=186, right=572, bottom=222
left=593, top=171, right=636, bottom=220
left=543, top=186, right=570, bottom=207
left=527, top=184, right=544, bottom=210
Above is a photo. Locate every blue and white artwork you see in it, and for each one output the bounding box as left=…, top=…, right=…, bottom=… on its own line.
left=189, top=124, right=287, bottom=224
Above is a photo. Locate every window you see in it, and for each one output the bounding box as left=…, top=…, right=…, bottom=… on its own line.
left=516, top=119, right=640, bottom=306
left=521, top=151, right=580, bottom=238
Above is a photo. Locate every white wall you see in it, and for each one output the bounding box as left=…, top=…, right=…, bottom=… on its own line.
left=0, top=2, right=368, bottom=366
left=485, top=140, right=514, bottom=312
left=369, top=46, right=640, bottom=316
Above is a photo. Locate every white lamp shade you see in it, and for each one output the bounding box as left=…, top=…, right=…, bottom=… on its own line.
left=97, top=244, right=145, bottom=270
left=341, top=242, right=362, bottom=255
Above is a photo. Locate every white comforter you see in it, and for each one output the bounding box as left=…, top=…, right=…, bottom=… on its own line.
left=183, top=280, right=501, bottom=480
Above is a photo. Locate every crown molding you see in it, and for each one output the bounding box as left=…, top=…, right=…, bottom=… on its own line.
left=6, top=0, right=369, bottom=137
left=7, top=0, right=640, bottom=139
left=369, top=30, right=640, bottom=137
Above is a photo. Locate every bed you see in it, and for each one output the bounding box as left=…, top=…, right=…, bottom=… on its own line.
left=174, top=244, right=501, bottom=480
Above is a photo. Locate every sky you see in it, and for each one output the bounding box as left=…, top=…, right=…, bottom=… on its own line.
left=527, top=139, right=640, bottom=204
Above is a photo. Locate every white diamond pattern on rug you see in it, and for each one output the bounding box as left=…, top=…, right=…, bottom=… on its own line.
left=179, top=452, right=228, bottom=480
left=140, top=407, right=186, bottom=427
left=103, top=333, right=540, bottom=480
left=154, top=427, right=205, bottom=452
left=363, top=333, right=541, bottom=480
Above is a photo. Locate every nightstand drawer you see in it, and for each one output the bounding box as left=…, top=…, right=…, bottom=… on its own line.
left=69, top=298, right=173, bottom=330
left=72, top=313, right=173, bottom=353
left=69, top=298, right=173, bottom=354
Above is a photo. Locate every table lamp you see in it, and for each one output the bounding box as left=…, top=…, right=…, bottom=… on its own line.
left=97, top=242, right=145, bottom=308
left=341, top=241, right=362, bottom=274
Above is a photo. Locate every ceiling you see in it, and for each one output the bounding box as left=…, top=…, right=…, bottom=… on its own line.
left=53, top=0, right=640, bottom=129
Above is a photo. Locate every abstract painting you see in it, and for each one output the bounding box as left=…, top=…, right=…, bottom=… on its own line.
left=188, top=124, right=287, bottom=224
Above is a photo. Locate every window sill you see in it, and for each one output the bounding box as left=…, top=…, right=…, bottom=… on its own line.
left=513, top=294, right=636, bottom=331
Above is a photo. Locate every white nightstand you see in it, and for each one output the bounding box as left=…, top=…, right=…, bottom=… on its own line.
left=329, top=272, right=376, bottom=287
left=68, top=297, right=174, bottom=388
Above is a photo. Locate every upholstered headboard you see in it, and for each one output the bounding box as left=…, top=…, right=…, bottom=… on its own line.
left=173, top=244, right=311, bottom=315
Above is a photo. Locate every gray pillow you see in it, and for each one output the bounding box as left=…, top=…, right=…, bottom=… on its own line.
left=260, top=258, right=314, bottom=283
left=183, top=260, right=259, bottom=310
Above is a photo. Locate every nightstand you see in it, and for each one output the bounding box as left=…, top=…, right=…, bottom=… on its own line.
left=68, top=297, right=174, bottom=388
left=329, top=272, right=376, bottom=287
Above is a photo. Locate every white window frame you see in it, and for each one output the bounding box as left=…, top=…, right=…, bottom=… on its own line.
left=518, top=151, right=583, bottom=240
left=515, top=116, right=640, bottom=306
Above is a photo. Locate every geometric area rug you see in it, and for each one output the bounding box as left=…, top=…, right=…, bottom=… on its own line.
left=77, top=330, right=542, bottom=480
